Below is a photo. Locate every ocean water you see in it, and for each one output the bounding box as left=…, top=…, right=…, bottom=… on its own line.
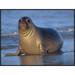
left=1, top=10, right=74, bottom=65
left=1, top=10, right=74, bottom=34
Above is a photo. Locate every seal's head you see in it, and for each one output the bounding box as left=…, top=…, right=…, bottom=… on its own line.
left=18, top=16, right=33, bottom=33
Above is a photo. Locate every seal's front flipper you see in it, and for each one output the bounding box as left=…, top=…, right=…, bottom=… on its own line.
left=5, top=50, right=20, bottom=56
left=5, top=53, right=18, bottom=56
left=5, top=50, right=25, bottom=56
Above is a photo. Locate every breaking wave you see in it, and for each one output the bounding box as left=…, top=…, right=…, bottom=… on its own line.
left=1, top=28, right=74, bottom=50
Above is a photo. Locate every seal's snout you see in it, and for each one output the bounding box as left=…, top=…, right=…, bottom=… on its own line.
left=19, top=16, right=31, bottom=32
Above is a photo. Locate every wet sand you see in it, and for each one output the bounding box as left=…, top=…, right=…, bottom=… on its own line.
left=1, top=38, right=74, bottom=66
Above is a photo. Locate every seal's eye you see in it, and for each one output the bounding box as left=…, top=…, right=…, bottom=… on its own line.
left=26, top=19, right=30, bottom=23
left=19, top=19, right=21, bottom=23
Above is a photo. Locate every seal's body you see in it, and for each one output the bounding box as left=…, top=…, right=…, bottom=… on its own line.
left=6, top=16, right=63, bottom=56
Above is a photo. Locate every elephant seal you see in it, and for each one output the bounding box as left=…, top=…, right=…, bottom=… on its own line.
left=6, top=16, right=63, bottom=56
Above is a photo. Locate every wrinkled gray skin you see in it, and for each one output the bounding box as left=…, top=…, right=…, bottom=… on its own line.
left=6, top=16, right=63, bottom=56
